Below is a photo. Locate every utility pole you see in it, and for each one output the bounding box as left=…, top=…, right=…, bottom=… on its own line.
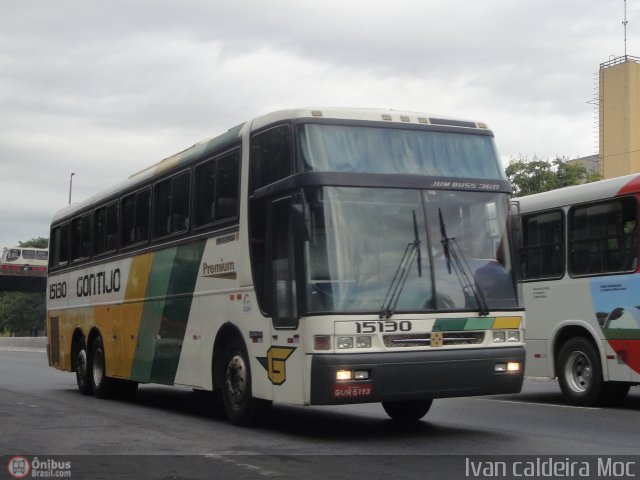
left=68, top=172, right=75, bottom=204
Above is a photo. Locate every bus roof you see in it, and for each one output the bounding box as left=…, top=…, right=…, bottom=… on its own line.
left=51, top=107, right=493, bottom=225
left=518, top=173, right=640, bottom=213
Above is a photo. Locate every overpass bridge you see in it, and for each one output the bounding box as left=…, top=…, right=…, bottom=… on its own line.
left=0, top=270, right=46, bottom=293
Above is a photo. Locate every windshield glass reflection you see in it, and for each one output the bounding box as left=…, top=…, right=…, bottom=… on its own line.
left=304, top=187, right=518, bottom=314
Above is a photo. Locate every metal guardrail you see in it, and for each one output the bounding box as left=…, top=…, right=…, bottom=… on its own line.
left=600, top=55, right=640, bottom=69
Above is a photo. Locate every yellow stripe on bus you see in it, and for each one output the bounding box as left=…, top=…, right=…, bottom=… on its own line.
left=117, top=252, right=154, bottom=378
left=492, top=316, right=522, bottom=329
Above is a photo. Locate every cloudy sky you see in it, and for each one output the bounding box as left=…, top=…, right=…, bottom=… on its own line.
left=0, top=0, right=635, bottom=247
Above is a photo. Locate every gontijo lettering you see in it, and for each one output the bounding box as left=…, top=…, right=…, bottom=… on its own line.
left=76, top=269, right=121, bottom=297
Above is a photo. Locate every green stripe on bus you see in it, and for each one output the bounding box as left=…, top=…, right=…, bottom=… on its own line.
left=130, top=247, right=178, bottom=382
left=433, top=318, right=468, bottom=331
left=604, top=328, right=640, bottom=340
left=149, top=240, right=206, bottom=384
left=464, top=317, right=495, bottom=330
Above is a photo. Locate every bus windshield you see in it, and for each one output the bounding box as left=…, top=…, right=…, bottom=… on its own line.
left=298, top=124, right=504, bottom=179
left=304, top=187, right=518, bottom=314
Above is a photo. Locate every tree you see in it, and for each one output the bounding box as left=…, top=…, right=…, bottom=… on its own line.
left=0, top=237, right=48, bottom=336
left=19, top=237, right=48, bottom=248
left=0, top=292, right=45, bottom=336
left=506, top=155, right=601, bottom=197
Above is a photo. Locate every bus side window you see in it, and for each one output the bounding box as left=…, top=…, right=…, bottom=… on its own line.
left=154, top=171, right=190, bottom=238
left=520, top=210, right=564, bottom=280
left=194, top=150, right=240, bottom=228
left=95, top=202, right=118, bottom=256
left=569, top=198, right=638, bottom=275
left=122, top=188, right=151, bottom=248
left=71, top=214, right=92, bottom=261
left=51, top=223, right=70, bottom=268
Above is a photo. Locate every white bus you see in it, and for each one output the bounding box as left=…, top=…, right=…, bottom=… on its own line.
left=518, top=173, right=640, bottom=406
left=1, top=246, right=48, bottom=274
left=46, top=108, right=524, bottom=425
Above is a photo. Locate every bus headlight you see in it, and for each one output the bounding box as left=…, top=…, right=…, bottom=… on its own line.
left=507, top=331, right=521, bottom=343
left=356, top=336, right=372, bottom=348
left=337, top=336, right=354, bottom=349
left=492, top=331, right=506, bottom=343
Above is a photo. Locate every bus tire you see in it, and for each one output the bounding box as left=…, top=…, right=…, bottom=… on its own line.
left=89, top=336, right=116, bottom=399
left=221, top=337, right=270, bottom=426
left=382, top=399, right=433, bottom=421
left=556, top=337, right=604, bottom=406
left=75, top=347, right=93, bottom=396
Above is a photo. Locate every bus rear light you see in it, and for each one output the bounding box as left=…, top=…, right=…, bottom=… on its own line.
left=314, top=335, right=331, bottom=350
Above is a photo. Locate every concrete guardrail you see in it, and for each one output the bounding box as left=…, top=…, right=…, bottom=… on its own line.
left=0, top=336, right=47, bottom=351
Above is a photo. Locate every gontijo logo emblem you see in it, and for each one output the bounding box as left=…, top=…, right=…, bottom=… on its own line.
left=257, top=347, right=296, bottom=385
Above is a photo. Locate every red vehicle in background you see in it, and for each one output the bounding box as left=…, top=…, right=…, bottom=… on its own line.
left=0, top=246, right=48, bottom=274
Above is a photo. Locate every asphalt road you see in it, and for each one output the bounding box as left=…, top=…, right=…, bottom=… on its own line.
left=1, top=349, right=639, bottom=479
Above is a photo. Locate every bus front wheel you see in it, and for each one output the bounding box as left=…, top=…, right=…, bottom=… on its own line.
left=221, top=338, right=270, bottom=426
left=557, top=337, right=604, bottom=406
left=382, top=399, right=433, bottom=421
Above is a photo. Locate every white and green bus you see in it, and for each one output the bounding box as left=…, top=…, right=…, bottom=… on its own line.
left=518, top=174, right=640, bottom=406
left=47, top=108, right=524, bottom=425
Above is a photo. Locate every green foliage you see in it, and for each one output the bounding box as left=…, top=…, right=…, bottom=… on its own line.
left=0, top=237, right=48, bottom=336
left=18, top=237, right=48, bottom=248
left=0, top=292, right=45, bottom=336
left=506, top=155, right=602, bottom=197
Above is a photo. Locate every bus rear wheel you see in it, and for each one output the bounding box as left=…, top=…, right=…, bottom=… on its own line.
left=382, top=399, right=433, bottom=421
left=75, top=347, right=93, bottom=395
left=221, top=338, right=270, bottom=426
left=557, top=337, right=604, bottom=406
left=89, top=336, right=116, bottom=399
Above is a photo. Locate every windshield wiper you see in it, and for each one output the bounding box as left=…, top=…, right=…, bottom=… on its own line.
left=438, top=208, right=490, bottom=316
left=380, top=210, right=422, bottom=319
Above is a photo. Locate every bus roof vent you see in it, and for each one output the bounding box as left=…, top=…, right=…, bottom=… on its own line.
left=429, top=118, right=477, bottom=128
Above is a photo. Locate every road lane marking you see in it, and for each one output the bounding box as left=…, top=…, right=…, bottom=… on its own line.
left=205, top=454, right=283, bottom=477
left=477, top=398, right=601, bottom=410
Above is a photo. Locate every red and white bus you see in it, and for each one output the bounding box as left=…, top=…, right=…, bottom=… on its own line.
left=518, top=173, right=640, bottom=405
left=1, top=246, right=48, bottom=274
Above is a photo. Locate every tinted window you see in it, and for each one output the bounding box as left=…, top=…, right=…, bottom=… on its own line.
left=122, top=188, right=151, bottom=247
left=520, top=211, right=564, bottom=280
left=250, top=125, right=292, bottom=192
left=194, top=151, right=240, bottom=228
left=95, top=202, right=118, bottom=256
left=71, top=214, right=92, bottom=261
left=569, top=198, right=638, bottom=275
left=154, top=171, right=190, bottom=238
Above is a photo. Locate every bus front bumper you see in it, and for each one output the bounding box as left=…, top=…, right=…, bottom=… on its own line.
left=309, top=346, right=525, bottom=405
